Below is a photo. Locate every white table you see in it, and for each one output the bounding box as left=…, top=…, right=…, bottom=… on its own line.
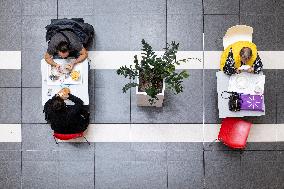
left=41, top=58, right=89, bottom=106
left=216, top=71, right=265, bottom=118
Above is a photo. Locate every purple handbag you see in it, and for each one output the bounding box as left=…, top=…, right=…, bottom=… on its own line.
left=240, top=94, right=264, bottom=111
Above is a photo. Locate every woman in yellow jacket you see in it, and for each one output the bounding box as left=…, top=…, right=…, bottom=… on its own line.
left=220, top=41, right=263, bottom=75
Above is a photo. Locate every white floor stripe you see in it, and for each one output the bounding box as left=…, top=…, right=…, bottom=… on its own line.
left=88, top=51, right=203, bottom=69
left=88, top=51, right=284, bottom=70
left=0, top=51, right=21, bottom=69
left=0, top=124, right=21, bottom=142
left=0, top=51, right=282, bottom=70
left=59, top=123, right=284, bottom=143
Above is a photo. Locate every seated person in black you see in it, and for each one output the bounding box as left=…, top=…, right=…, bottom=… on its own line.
left=44, top=30, right=88, bottom=71
left=43, top=88, right=89, bottom=134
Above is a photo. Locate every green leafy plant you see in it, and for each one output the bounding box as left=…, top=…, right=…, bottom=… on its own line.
left=117, top=39, right=193, bottom=105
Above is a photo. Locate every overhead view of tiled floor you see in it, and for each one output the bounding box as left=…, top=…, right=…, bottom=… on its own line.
left=0, top=0, right=284, bottom=188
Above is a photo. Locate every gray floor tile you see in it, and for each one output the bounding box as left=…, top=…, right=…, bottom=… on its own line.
left=90, top=14, right=131, bottom=50
left=57, top=142, right=94, bottom=151
left=276, top=1, right=284, bottom=15
left=205, top=151, right=240, bottom=162
left=240, top=0, right=277, bottom=15
left=93, top=0, right=131, bottom=15
left=278, top=162, right=284, bottom=189
left=244, top=142, right=278, bottom=151
left=22, top=0, right=57, bottom=16
left=0, top=88, right=21, bottom=123
left=95, top=142, right=135, bottom=161
left=22, top=161, right=58, bottom=189
left=95, top=159, right=133, bottom=189
left=243, top=70, right=277, bottom=124
left=241, top=161, right=279, bottom=189
left=204, top=151, right=241, bottom=189
left=22, top=88, right=46, bottom=123
left=0, top=151, right=21, bottom=161
left=240, top=15, right=277, bottom=51
left=131, top=70, right=203, bottom=123
left=0, top=16, right=21, bottom=51
left=131, top=143, right=167, bottom=161
left=277, top=67, right=284, bottom=123
left=130, top=0, right=166, bottom=15
left=130, top=14, right=166, bottom=51
left=276, top=14, right=284, bottom=50
left=134, top=150, right=167, bottom=162
left=204, top=0, right=240, bottom=14
left=0, top=143, right=21, bottom=150
left=22, top=49, right=44, bottom=87
left=94, top=70, right=130, bottom=123
left=167, top=14, right=203, bottom=50
left=22, top=16, right=52, bottom=51
left=168, top=150, right=203, bottom=162
left=204, top=69, right=221, bottom=124
left=22, top=150, right=58, bottom=161
left=204, top=15, right=239, bottom=50
left=241, top=151, right=278, bottom=162
left=22, top=124, right=56, bottom=150
left=204, top=142, right=236, bottom=151
left=167, top=142, right=204, bottom=152
left=0, top=0, right=21, bottom=15
left=0, top=161, right=21, bottom=189
left=89, top=69, right=95, bottom=123
left=168, top=160, right=204, bottom=189
left=131, top=142, right=167, bottom=151
left=58, top=0, right=94, bottom=16
left=277, top=142, right=284, bottom=151
left=132, top=161, right=167, bottom=189
left=58, top=148, right=94, bottom=161
left=58, top=161, right=94, bottom=189
left=167, top=0, right=202, bottom=15
left=0, top=70, right=21, bottom=87
left=96, top=92, right=131, bottom=120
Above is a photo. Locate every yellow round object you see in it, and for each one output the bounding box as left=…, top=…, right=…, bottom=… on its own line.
left=70, top=71, right=80, bottom=81
left=220, top=41, right=258, bottom=71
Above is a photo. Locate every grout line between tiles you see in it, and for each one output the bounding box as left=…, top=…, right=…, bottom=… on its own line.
left=20, top=1, right=23, bottom=188
left=56, top=0, right=58, bottom=19
left=238, top=0, right=241, bottom=24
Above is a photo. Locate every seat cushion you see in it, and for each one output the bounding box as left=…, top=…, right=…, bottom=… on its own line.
left=53, top=132, right=84, bottom=140
left=218, top=117, right=252, bottom=149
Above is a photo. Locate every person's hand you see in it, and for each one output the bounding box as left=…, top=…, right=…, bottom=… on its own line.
left=248, top=67, right=254, bottom=73
left=236, top=68, right=241, bottom=74
left=54, top=63, right=60, bottom=69
left=62, top=87, right=70, bottom=95
left=58, top=88, right=70, bottom=100
left=65, top=63, right=75, bottom=71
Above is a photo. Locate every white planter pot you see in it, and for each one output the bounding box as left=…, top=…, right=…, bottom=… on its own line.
left=136, top=78, right=165, bottom=107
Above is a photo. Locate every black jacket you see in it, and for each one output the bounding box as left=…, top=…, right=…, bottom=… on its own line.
left=44, top=94, right=89, bottom=134
left=45, top=18, right=94, bottom=49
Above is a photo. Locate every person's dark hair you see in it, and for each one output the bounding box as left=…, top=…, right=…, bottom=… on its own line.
left=240, top=47, right=252, bottom=60
left=50, top=96, right=65, bottom=112
left=56, top=41, right=70, bottom=53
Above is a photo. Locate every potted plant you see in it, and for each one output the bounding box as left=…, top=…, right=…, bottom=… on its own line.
left=117, top=39, right=190, bottom=107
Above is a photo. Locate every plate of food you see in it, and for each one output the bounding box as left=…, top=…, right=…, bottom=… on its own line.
left=47, top=63, right=82, bottom=85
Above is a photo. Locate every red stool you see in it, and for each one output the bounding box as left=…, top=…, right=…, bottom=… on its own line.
left=53, top=132, right=90, bottom=145
left=218, top=117, right=252, bottom=149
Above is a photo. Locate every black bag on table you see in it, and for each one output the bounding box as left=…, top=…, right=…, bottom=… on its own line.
left=221, top=91, right=242, bottom=112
